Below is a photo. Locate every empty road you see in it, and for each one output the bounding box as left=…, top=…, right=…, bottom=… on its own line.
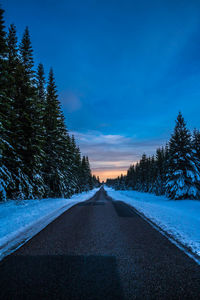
left=0, top=187, right=199, bottom=299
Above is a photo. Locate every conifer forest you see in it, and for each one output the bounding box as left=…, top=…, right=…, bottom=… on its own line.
left=107, top=113, right=200, bottom=200
left=0, top=7, right=100, bottom=201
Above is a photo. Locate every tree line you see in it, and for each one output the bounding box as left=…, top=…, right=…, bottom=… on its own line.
left=106, top=113, right=200, bottom=200
left=0, top=7, right=100, bottom=201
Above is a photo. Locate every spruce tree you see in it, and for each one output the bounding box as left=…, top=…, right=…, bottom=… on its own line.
left=64, top=134, right=77, bottom=196
left=36, top=63, right=46, bottom=101
left=56, top=112, right=72, bottom=197
left=7, top=23, right=19, bottom=103
left=80, top=156, right=87, bottom=191
left=166, top=113, right=200, bottom=199
left=0, top=7, right=95, bottom=200
left=192, top=129, right=200, bottom=192
left=86, top=156, right=93, bottom=190
left=92, top=175, right=100, bottom=187
left=11, top=26, right=41, bottom=199
left=35, top=63, right=46, bottom=147
left=43, top=68, right=70, bottom=197
left=7, top=24, right=18, bottom=68
left=154, top=147, right=166, bottom=195
left=193, top=129, right=200, bottom=161
left=19, top=27, right=34, bottom=80
left=74, top=144, right=82, bottom=193
left=0, top=7, right=13, bottom=200
left=125, top=165, right=134, bottom=188
left=3, top=23, right=20, bottom=199
left=79, top=155, right=93, bottom=191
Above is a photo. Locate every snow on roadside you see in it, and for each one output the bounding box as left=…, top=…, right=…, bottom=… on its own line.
left=0, top=188, right=98, bottom=261
left=104, top=186, right=200, bottom=259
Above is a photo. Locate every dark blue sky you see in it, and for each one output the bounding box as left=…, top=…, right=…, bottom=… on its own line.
left=2, top=0, right=200, bottom=180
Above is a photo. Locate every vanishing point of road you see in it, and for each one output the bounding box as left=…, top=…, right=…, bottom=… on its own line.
left=0, top=187, right=199, bottom=299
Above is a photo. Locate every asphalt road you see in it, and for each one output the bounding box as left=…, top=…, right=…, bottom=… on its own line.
left=0, top=187, right=199, bottom=300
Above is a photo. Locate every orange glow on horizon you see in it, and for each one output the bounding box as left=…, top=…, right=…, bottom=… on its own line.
left=93, top=169, right=127, bottom=182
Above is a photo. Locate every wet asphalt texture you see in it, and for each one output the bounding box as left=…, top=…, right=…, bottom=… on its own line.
left=0, top=187, right=199, bottom=300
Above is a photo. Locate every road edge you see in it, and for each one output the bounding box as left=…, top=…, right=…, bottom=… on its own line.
left=0, top=189, right=100, bottom=262
left=104, top=190, right=200, bottom=266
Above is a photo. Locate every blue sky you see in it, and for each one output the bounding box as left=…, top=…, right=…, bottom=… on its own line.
left=2, top=0, right=200, bottom=180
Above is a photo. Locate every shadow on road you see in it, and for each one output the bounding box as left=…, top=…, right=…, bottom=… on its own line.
left=0, top=254, right=124, bottom=300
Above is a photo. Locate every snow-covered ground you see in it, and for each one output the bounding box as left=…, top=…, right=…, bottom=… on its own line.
left=104, top=186, right=200, bottom=261
left=0, top=188, right=98, bottom=261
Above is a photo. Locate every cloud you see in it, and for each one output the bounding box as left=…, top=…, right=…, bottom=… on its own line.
left=70, top=130, right=167, bottom=181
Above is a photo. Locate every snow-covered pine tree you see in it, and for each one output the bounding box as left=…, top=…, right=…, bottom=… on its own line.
left=66, top=135, right=79, bottom=194
left=86, top=156, right=93, bottom=190
left=0, top=8, right=13, bottom=201
left=55, top=112, right=72, bottom=197
left=119, top=174, right=126, bottom=190
left=79, top=155, right=93, bottom=192
left=64, top=134, right=79, bottom=196
left=97, top=176, right=100, bottom=186
left=80, top=156, right=88, bottom=191
left=192, top=129, right=200, bottom=192
left=31, top=63, right=49, bottom=197
left=43, top=68, right=72, bottom=197
left=193, top=129, right=200, bottom=161
left=125, top=164, right=135, bottom=189
left=92, top=175, right=100, bottom=187
left=137, top=154, right=149, bottom=192
left=10, top=26, right=43, bottom=199
left=35, top=63, right=46, bottom=145
left=3, top=23, right=21, bottom=200
left=154, top=147, right=166, bottom=195
left=166, top=112, right=200, bottom=199
left=43, top=68, right=60, bottom=196
left=0, top=7, right=96, bottom=200
left=36, top=63, right=46, bottom=104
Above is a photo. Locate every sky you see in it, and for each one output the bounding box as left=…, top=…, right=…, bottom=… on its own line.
left=2, top=0, right=200, bottom=181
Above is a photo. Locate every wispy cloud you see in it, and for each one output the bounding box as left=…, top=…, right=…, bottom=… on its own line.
left=71, top=130, right=166, bottom=180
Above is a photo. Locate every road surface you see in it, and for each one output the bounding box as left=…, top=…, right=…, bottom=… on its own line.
left=0, top=187, right=199, bottom=299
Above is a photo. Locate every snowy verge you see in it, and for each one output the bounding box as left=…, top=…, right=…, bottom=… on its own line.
left=104, top=186, right=200, bottom=264
left=0, top=188, right=98, bottom=261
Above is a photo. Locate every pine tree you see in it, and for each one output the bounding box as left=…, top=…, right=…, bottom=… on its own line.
left=3, top=23, right=20, bottom=199
left=0, top=7, right=6, bottom=47
left=64, top=134, right=77, bottom=195
left=192, top=129, right=200, bottom=192
left=80, top=156, right=88, bottom=191
left=11, top=26, right=41, bottom=199
left=86, top=156, right=93, bottom=190
left=55, top=112, right=72, bottom=197
left=126, top=164, right=135, bottom=188
left=35, top=63, right=46, bottom=150
left=92, top=175, right=100, bottom=187
left=79, top=155, right=93, bottom=191
left=0, top=7, right=95, bottom=200
left=154, top=147, right=166, bottom=195
left=166, top=113, right=200, bottom=199
left=0, top=7, right=13, bottom=200
left=73, top=139, right=82, bottom=193
left=7, top=24, right=18, bottom=67
left=43, top=68, right=71, bottom=197
left=193, top=129, right=200, bottom=161
left=19, top=27, right=34, bottom=80
left=7, top=23, right=19, bottom=104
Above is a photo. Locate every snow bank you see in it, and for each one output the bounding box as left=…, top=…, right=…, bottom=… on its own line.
left=0, top=188, right=98, bottom=261
left=104, top=186, right=200, bottom=261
